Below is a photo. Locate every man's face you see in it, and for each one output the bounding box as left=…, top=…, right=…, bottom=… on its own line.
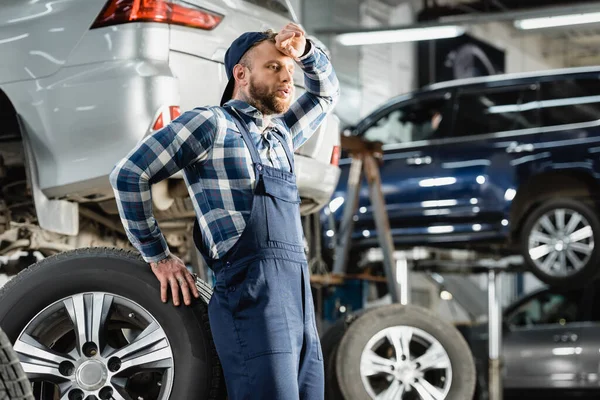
left=244, top=41, right=295, bottom=115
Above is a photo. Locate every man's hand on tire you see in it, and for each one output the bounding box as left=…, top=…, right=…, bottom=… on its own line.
left=150, top=254, right=200, bottom=306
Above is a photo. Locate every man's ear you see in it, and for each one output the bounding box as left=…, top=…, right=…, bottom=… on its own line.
left=233, top=64, right=248, bottom=88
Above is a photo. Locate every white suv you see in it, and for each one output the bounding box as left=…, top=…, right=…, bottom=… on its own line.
left=0, top=0, right=340, bottom=267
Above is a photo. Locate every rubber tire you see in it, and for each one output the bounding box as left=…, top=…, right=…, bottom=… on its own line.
left=0, top=328, right=33, bottom=400
left=321, top=314, right=363, bottom=400
left=521, top=198, right=600, bottom=288
left=335, top=304, right=476, bottom=400
left=0, top=248, right=225, bottom=400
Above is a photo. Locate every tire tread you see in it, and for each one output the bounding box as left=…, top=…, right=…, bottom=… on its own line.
left=0, top=328, right=33, bottom=400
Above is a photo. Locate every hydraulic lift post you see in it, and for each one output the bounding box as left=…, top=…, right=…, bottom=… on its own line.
left=331, top=135, right=401, bottom=302
left=488, top=269, right=503, bottom=400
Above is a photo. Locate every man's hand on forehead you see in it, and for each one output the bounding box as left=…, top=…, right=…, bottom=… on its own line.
left=276, top=22, right=307, bottom=60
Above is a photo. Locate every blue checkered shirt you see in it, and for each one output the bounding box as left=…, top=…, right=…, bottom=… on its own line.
left=109, top=43, right=340, bottom=263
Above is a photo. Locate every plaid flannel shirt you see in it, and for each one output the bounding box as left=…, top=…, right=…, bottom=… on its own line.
left=109, top=42, right=340, bottom=263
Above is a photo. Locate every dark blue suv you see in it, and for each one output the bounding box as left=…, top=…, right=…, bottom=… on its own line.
left=324, top=67, right=600, bottom=288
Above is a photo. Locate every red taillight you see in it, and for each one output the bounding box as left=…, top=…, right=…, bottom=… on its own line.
left=330, top=145, right=340, bottom=166
left=152, top=112, right=164, bottom=131
left=170, top=106, right=181, bottom=120
left=91, top=0, right=223, bottom=30
left=151, top=105, right=180, bottom=131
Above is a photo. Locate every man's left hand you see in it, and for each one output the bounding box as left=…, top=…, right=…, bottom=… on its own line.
left=276, top=23, right=307, bottom=60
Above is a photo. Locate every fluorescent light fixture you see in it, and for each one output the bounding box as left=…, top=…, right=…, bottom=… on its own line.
left=515, top=12, right=600, bottom=30
left=336, top=25, right=465, bottom=46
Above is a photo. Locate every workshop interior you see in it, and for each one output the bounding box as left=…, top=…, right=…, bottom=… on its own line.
left=3, top=0, right=600, bottom=399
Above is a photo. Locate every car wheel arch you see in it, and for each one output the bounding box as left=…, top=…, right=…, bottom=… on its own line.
left=509, top=170, right=600, bottom=241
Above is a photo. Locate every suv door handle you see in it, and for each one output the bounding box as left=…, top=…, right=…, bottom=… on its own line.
left=553, top=333, right=579, bottom=342
left=506, top=142, right=534, bottom=154
left=406, top=156, right=432, bottom=166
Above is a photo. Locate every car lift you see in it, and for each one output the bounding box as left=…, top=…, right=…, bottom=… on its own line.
left=311, top=134, right=528, bottom=400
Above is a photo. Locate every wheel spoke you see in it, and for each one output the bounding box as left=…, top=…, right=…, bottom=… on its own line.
left=413, top=379, right=445, bottom=400
left=63, top=293, right=113, bottom=355
left=539, top=215, right=557, bottom=235
left=414, top=342, right=450, bottom=371
left=108, top=322, right=173, bottom=372
left=110, top=380, right=132, bottom=400
left=361, top=349, right=395, bottom=377
left=566, top=249, right=584, bottom=270
left=530, top=231, right=553, bottom=244
left=565, top=213, right=582, bottom=235
left=541, top=251, right=559, bottom=272
left=530, top=244, right=552, bottom=261
left=388, top=327, right=412, bottom=361
left=376, top=379, right=405, bottom=400
left=569, top=226, right=593, bottom=243
left=58, top=382, right=75, bottom=400
left=399, top=327, right=412, bottom=361
left=555, top=209, right=566, bottom=231
left=570, top=241, right=593, bottom=255
left=13, top=333, right=74, bottom=382
left=558, top=251, right=568, bottom=274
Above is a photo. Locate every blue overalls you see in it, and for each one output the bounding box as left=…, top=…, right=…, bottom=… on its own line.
left=198, top=107, right=324, bottom=400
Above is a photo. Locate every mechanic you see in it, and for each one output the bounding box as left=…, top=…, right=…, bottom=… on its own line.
left=109, top=23, right=340, bottom=399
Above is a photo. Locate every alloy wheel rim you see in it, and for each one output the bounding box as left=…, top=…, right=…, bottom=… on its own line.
left=528, top=208, right=595, bottom=277
left=13, top=292, right=174, bottom=400
left=359, top=325, right=452, bottom=400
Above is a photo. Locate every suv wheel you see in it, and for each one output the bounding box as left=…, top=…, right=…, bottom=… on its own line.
left=0, top=248, right=225, bottom=400
left=521, top=198, right=600, bottom=288
left=335, top=304, right=475, bottom=400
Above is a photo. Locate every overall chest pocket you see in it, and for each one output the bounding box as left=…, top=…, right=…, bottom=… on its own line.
left=261, top=173, right=304, bottom=249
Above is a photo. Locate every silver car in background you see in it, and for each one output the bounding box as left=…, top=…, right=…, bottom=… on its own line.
left=0, top=0, right=341, bottom=267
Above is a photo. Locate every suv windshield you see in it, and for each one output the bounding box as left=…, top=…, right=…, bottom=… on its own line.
left=243, top=0, right=293, bottom=19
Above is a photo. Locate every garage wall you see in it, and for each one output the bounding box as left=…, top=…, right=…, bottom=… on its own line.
left=302, top=0, right=416, bottom=126
left=469, top=22, right=565, bottom=73
left=302, top=0, right=568, bottom=127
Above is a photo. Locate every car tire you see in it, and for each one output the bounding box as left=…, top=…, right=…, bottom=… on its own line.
left=321, top=312, right=365, bottom=400
left=0, top=248, right=225, bottom=400
left=521, top=198, right=600, bottom=288
left=335, top=304, right=476, bottom=400
left=0, top=327, right=34, bottom=400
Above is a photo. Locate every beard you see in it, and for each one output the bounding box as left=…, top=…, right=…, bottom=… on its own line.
left=247, top=77, right=292, bottom=115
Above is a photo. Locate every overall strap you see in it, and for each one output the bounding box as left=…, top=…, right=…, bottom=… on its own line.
left=271, top=129, right=295, bottom=174
left=225, top=106, right=262, bottom=166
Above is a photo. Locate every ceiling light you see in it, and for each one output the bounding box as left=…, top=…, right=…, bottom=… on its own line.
left=515, top=12, right=600, bottom=30
left=337, top=25, right=465, bottom=46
